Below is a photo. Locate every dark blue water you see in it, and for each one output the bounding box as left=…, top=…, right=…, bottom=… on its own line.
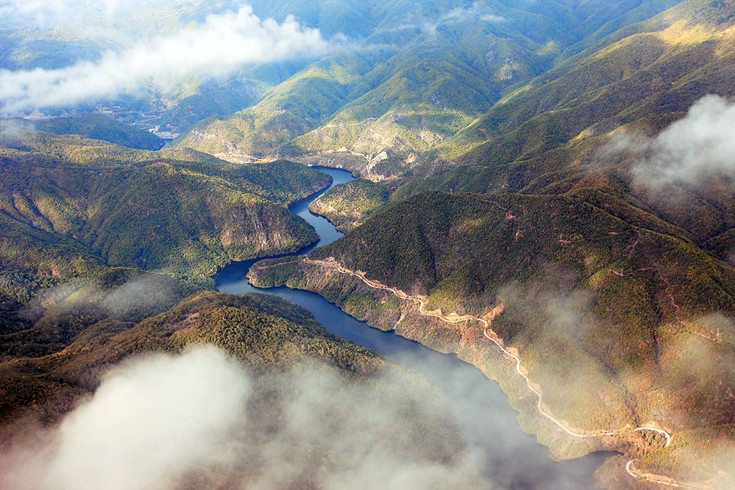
left=215, top=166, right=613, bottom=489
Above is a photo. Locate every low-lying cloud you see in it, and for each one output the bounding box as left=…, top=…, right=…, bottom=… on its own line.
left=245, top=365, right=483, bottom=490
left=1, top=346, right=250, bottom=490
left=0, top=0, right=219, bottom=30
left=0, top=118, right=34, bottom=145
left=0, top=345, right=487, bottom=489
left=100, top=274, right=182, bottom=319
left=442, top=7, right=506, bottom=25
left=21, top=271, right=188, bottom=326
left=0, top=6, right=329, bottom=115
left=419, top=4, right=507, bottom=38
left=616, top=95, right=735, bottom=191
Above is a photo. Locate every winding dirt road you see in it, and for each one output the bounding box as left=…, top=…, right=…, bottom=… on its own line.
left=301, top=256, right=701, bottom=489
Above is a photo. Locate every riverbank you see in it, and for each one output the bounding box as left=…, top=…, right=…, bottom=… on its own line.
left=215, top=167, right=622, bottom=488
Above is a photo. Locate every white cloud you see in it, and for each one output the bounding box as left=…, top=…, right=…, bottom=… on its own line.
left=0, top=0, right=187, bottom=27
left=480, top=14, right=507, bottom=23
left=0, top=6, right=330, bottom=115
left=441, top=4, right=507, bottom=25
left=0, top=118, right=34, bottom=143
left=627, top=95, right=735, bottom=190
left=0, top=346, right=489, bottom=489
left=247, top=365, right=484, bottom=490
left=1, top=346, right=250, bottom=490
left=417, top=4, right=506, bottom=40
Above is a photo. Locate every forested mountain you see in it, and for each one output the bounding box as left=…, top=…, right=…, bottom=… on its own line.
left=227, top=0, right=735, bottom=487
left=0, top=130, right=330, bottom=280
left=1, top=0, right=734, bottom=488
left=173, top=0, right=686, bottom=176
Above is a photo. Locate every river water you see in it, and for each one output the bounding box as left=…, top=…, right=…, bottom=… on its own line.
left=215, top=167, right=612, bottom=489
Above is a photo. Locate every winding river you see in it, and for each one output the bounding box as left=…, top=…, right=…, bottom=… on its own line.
left=215, top=167, right=613, bottom=489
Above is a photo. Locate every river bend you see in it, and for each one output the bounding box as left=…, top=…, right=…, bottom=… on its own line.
left=215, top=167, right=613, bottom=489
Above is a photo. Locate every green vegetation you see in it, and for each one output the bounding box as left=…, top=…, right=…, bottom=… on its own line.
left=289, top=53, right=504, bottom=161
left=31, top=114, right=165, bottom=150
left=172, top=1, right=571, bottom=172
left=308, top=179, right=390, bottom=231
left=0, top=132, right=330, bottom=280
left=4, top=1, right=735, bottom=487
left=157, top=78, right=267, bottom=134
left=0, top=279, right=382, bottom=425
left=253, top=188, right=735, bottom=477
left=173, top=51, right=376, bottom=160
left=430, top=0, right=735, bottom=183
left=172, top=0, right=685, bottom=182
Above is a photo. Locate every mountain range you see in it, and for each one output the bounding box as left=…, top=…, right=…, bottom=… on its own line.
left=1, top=0, right=734, bottom=488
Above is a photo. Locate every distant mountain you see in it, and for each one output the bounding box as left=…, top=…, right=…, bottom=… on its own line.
left=173, top=0, right=682, bottom=178
left=29, top=114, right=166, bottom=150
left=442, top=0, right=735, bottom=170
left=3, top=1, right=735, bottom=488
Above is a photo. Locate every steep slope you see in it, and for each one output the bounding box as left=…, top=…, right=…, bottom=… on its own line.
left=0, top=132, right=330, bottom=280
left=173, top=51, right=377, bottom=161
left=250, top=190, right=735, bottom=486
left=308, top=179, right=390, bottom=232
left=4, top=1, right=735, bottom=487
left=171, top=0, right=567, bottom=168
left=287, top=48, right=506, bottom=179
left=437, top=0, right=735, bottom=174
left=174, top=0, right=682, bottom=181
left=0, top=271, right=480, bottom=489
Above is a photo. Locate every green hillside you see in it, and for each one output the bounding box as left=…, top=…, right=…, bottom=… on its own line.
left=308, top=179, right=390, bottom=231
left=172, top=51, right=378, bottom=160
left=309, top=190, right=734, bottom=335
left=0, top=132, right=330, bottom=280
left=251, top=189, right=735, bottom=486
left=0, top=271, right=479, bottom=488
left=31, top=114, right=165, bottom=150
left=4, top=1, right=735, bottom=487
left=438, top=0, right=735, bottom=171
left=171, top=0, right=564, bottom=166
left=173, top=0, right=682, bottom=182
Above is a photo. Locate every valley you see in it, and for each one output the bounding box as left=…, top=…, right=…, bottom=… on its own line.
left=1, top=0, right=734, bottom=488
left=216, top=167, right=618, bottom=488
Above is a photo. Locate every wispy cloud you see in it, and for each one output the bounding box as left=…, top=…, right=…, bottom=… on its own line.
left=608, top=95, right=735, bottom=191
left=441, top=4, right=507, bottom=26
left=0, top=6, right=330, bottom=115
left=0, top=346, right=486, bottom=489
left=0, top=118, right=34, bottom=144
left=0, top=0, right=197, bottom=28
left=480, top=14, right=507, bottom=23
